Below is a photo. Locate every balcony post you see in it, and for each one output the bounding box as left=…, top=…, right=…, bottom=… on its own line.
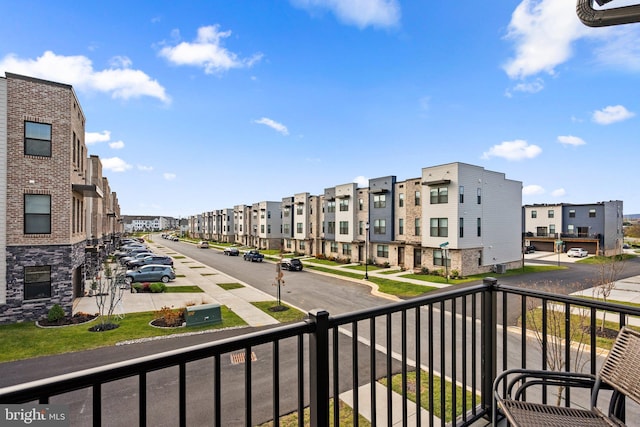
left=481, top=277, right=498, bottom=418
left=308, top=309, right=330, bottom=427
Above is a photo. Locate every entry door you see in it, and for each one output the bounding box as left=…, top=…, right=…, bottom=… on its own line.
left=398, top=247, right=405, bottom=266
left=414, top=248, right=422, bottom=268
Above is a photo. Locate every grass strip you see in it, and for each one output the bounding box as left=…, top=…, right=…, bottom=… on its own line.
left=257, top=398, right=370, bottom=427
left=251, top=301, right=307, bottom=322
left=217, top=282, right=244, bottom=291
left=165, top=285, right=204, bottom=293
left=380, top=370, right=476, bottom=422
left=0, top=307, right=246, bottom=363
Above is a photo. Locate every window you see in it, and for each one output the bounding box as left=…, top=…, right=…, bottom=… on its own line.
left=327, top=221, right=335, bottom=234
left=373, top=194, right=386, bottom=208
left=549, top=224, right=555, bottom=235
left=589, top=209, right=596, bottom=218
left=24, top=266, right=51, bottom=300
left=415, top=191, right=421, bottom=205
left=398, top=193, right=404, bottom=207
left=477, top=188, right=482, bottom=204
left=339, top=221, right=349, bottom=234
left=414, top=218, right=421, bottom=236
left=330, top=241, right=338, bottom=253
left=267, top=211, right=271, bottom=219
left=430, top=186, right=448, bottom=204
left=342, top=243, right=351, bottom=256
left=398, top=218, right=404, bottom=235
left=477, top=218, right=481, bottom=237
left=376, top=244, right=389, bottom=258
left=433, top=249, right=450, bottom=267
left=296, top=223, right=303, bottom=234
left=25, top=194, right=51, bottom=234
left=548, top=210, right=554, bottom=218
left=25, top=121, right=52, bottom=157
left=359, top=221, right=364, bottom=235
left=327, top=201, right=335, bottom=213
left=359, top=198, right=364, bottom=211
left=283, top=207, right=290, bottom=217
left=373, top=219, right=386, bottom=234
left=286, top=240, right=292, bottom=248
left=339, top=199, right=349, bottom=211
left=459, top=186, right=464, bottom=203
left=531, top=210, right=537, bottom=219
left=430, top=218, right=448, bottom=237
left=459, top=217, right=464, bottom=238
left=283, top=224, right=290, bottom=234
left=260, top=224, right=265, bottom=233
left=296, top=206, right=303, bottom=215
left=569, top=209, right=576, bottom=218
left=299, top=241, right=305, bottom=250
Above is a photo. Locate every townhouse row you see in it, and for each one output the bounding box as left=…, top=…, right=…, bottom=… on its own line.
left=0, top=73, right=124, bottom=324
left=189, top=162, right=525, bottom=277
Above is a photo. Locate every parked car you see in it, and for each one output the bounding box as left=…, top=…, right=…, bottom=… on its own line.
left=115, top=247, right=150, bottom=259
left=567, top=247, right=588, bottom=258
left=243, top=250, right=264, bottom=262
left=125, top=265, right=175, bottom=284
left=171, top=236, right=179, bottom=241
left=197, top=241, right=209, bottom=249
left=224, top=247, right=240, bottom=256
left=524, top=245, right=535, bottom=254
left=280, top=258, right=303, bottom=271
left=127, top=255, right=174, bottom=269
left=119, top=251, right=155, bottom=265
left=623, top=244, right=631, bottom=249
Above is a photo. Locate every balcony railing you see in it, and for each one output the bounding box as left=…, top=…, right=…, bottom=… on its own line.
left=1, top=279, right=639, bottom=426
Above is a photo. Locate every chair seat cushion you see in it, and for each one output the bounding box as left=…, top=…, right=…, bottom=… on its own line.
left=499, top=399, right=617, bottom=427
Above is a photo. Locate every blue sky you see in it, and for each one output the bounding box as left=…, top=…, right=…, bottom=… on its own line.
left=1, top=1, right=638, bottom=217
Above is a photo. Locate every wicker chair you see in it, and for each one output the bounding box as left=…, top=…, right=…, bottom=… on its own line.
left=493, top=327, right=640, bottom=426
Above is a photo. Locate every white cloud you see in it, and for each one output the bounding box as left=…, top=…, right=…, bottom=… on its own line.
left=137, top=165, right=153, bottom=172
left=291, top=0, right=400, bottom=29
left=551, top=188, right=566, bottom=197
left=523, top=184, right=545, bottom=195
left=85, top=130, right=111, bottom=145
left=109, top=140, right=125, bottom=149
left=0, top=51, right=169, bottom=102
left=254, top=117, right=289, bottom=135
left=503, top=0, right=587, bottom=79
left=353, top=175, right=369, bottom=187
left=163, top=173, right=177, bottom=181
left=557, top=135, right=586, bottom=146
left=101, top=157, right=132, bottom=172
left=592, top=105, right=635, bottom=125
left=482, top=140, right=542, bottom=161
left=592, top=26, right=640, bottom=72
left=159, top=25, right=263, bottom=74
left=506, top=78, right=544, bottom=97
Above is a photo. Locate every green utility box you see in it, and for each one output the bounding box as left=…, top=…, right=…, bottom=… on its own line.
left=185, top=303, right=222, bottom=327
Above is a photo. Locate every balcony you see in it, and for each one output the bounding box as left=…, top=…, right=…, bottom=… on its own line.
left=1, top=278, right=639, bottom=426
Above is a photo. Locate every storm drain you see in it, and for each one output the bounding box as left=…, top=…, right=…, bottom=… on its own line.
left=230, top=351, right=257, bottom=365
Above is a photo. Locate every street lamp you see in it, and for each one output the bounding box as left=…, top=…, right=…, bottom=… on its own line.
left=364, top=221, right=370, bottom=280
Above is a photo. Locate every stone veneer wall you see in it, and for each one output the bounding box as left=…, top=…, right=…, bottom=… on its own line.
left=0, top=241, right=85, bottom=324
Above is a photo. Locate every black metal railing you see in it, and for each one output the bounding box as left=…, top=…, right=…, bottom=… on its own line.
left=1, top=278, right=639, bottom=426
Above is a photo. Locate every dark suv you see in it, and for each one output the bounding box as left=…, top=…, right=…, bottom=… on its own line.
left=281, top=258, right=303, bottom=271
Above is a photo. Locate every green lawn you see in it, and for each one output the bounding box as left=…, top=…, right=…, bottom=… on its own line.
left=217, top=282, right=245, bottom=291
left=251, top=301, right=307, bottom=322
left=165, top=285, right=204, bottom=293
left=401, top=264, right=566, bottom=285
left=258, top=398, right=370, bottom=427
left=576, top=253, right=636, bottom=264
left=0, top=307, right=246, bottom=363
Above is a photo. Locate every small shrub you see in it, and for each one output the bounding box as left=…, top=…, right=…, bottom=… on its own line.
left=149, top=283, right=166, bottom=293
left=315, top=253, right=326, bottom=260
left=47, top=304, right=66, bottom=322
left=421, top=267, right=429, bottom=275
left=450, top=269, right=460, bottom=279
left=382, top=261, right=390, bottom=268
left=154, top=306, right=184, bottom=327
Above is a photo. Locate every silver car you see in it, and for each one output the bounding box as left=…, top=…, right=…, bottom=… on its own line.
left=125, top=264, right=176, bottom=284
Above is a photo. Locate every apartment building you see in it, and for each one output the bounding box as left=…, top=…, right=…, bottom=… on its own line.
left=233, top=204, right=251, bottom=246
left=368, top=176, right=396, bottom=266
left=393, top=177, right=423, bottom=269
left=249, top=201, right=282, bottom=250
left=523, top=201, right=623, bottom=256
left=0, top=73, right=122, bottom=324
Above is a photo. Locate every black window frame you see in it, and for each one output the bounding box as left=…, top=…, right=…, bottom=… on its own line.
left=24, top=265, right=52, bottom=300
left=430, top=218, right=448, bottom=237
left=430, top=186, right=448, bottom=204
left=373, top=194, right=386, bottom=208
left=24, top=194, right=51, bottom=234
left=24, top=121, right=52, bottom=157
left=373, top=219, right=386, bottom=234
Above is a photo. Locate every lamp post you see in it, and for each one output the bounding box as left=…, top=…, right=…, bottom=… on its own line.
left=364, top=221, right=370, bottom=280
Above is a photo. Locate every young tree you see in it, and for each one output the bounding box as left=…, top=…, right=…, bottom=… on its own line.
left=93, top=261, right=127, bottom=331
left=593, top=254, right=627, bottom=332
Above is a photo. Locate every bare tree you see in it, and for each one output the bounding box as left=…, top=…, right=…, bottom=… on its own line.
left=593, top=254, right=626, bottom=332
left=93, top=261, right=127, bottom=330
left=526, top=282, right=594, bottom=406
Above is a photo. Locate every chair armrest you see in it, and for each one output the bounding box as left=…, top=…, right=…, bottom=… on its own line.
left=494, top=368, right=597, bottom=401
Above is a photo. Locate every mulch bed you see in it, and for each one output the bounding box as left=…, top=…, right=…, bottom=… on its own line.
left=37, top=313, right=98, bottom=327
left=151, top=313, right=185, bottom=328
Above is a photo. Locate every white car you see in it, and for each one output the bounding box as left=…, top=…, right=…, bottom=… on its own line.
left=567, top=248, right=588, bottom=258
